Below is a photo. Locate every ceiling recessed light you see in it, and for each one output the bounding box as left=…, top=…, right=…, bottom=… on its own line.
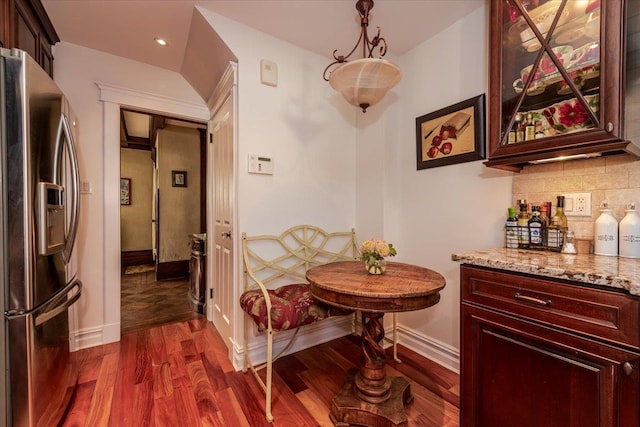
left=155, top=38, right=168, bottom=46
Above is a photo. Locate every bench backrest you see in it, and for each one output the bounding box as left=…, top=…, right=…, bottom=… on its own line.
left=242, top=225, right=358, bottom=290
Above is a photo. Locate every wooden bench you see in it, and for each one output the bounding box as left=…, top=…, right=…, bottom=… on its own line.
left=240, top=225, right=358, bottom=422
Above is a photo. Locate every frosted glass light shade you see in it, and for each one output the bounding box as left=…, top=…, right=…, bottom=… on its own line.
left=329, top=58, right=402, bottom=112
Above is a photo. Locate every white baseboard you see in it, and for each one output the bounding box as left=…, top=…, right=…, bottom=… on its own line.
left=390, top=324, right=460, bottom=373
left=232, top=316, right=353, bottom=371
left=71, top=322, right=121, bottom=351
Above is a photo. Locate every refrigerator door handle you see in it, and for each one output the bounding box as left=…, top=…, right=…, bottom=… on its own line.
left=54, top=113, right=80, bottom=264
left=34, top=279, right=82, bottom=327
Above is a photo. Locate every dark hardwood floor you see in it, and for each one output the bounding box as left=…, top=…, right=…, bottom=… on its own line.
left=62, top=317, right=459, bottom=426
left=120, top=267, right=203, bottom=333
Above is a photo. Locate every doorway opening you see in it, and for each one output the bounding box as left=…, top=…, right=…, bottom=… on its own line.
left=119, top=108, right=207, bottom=333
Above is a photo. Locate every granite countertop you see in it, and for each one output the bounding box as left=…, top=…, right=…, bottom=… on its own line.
left=451, top=248, right=640, bottom=296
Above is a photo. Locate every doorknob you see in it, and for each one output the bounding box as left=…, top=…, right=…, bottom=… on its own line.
left=221, top=231, right=232, bottom=239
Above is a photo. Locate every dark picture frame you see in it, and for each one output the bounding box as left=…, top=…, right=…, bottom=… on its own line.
left=416, top=94, right=486, bottom=170
left=120, top=178, right=131, bottom=205
left=172, top=170, right=187, bottom=187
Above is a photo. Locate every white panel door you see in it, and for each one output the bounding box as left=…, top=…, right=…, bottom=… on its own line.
left=211, top=94, right=234, bottom=351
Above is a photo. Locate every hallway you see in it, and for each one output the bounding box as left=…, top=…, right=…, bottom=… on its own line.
left=120, top=268, right=202, bottom=333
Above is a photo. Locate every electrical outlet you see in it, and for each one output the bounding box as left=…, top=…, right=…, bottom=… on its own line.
left=563, top=192, right=592, bottom=217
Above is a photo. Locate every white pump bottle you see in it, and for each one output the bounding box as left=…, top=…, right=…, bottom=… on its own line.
left=594, top=200, right=618, bottom=257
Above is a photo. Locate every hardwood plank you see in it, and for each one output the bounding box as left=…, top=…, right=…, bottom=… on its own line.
left=225, top=372, right=272, bottom=427
left=168, top=351, right=189, bottom=381
left=327, top=334, right=363, bottom=367
left=61, top=381, right=94, bottom=427
left=267, top=371, right=318, bottom=427
left=153, top=362, right=173, bottom=399
left=296, top=388, right=333, bottom=426
left=161, top=322, right=186, bottom=355
left=186, top=360, right=220, bottom=423
left=154, top=395, right=179, bottom=427
left=148, top=325, right=169, bottom=365
left=135, top=330, right=153, bottom=384
left=272, top=352, right=310, bottom=394
left=173, top=375, right=208, bottom=427
left=181, top=338, right=200, bottom=365
left=107, top=367, right=136, bottom=426
left=298, top=368, right=342, bottom=408
left=205, top=327, right=236, bottom=373
left=201, top=350, right=229, bottom=392
left=83, top=351, right=119, bottom=427
left=132, top=380, right=154, bottom=426
left=215, top=387, right=252, bottom=427
left=76, top=356, right=102, bottom=385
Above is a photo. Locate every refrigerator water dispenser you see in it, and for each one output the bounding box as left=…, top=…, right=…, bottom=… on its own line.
left=37, top=182, right=65, bottom=256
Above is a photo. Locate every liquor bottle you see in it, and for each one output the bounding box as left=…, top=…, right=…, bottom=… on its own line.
left=506, top=207, right=519, bottom=248
left=539, top=203, right=549, bottom=223
left=517, top=200, right=530, bottom=248
left=508, top=116, right=517, bottom=143
left=515, top=113, right=525, bottom=142
left=554, top=196, right=568, bottom=229
left=548, top=196, right=568, bottom=250
left=525, top=113, right=536, bottom=141
left=528, top=205, right=545, bottom=247
left=594, top=200, right=618, bottom=256
left=619, top=202, right=640, bottom=258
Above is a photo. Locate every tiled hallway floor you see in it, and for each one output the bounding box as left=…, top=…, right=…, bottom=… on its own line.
left=120, top=267, right=203, bottom=333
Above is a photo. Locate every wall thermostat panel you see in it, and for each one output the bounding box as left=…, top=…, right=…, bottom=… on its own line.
left=248, top=154, right=274, bottom=175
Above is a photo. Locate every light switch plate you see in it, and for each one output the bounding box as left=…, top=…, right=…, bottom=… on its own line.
left=248, top=154, right=274, bottom=175
left=80, top=181, right=92, bottom=194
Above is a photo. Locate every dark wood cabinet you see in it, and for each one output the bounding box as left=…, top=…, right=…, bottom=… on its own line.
left=0, top=0, right=58, bottom=76
left=461, top=265, right=640, bottom=427
left=485, top=0, right=640, bottom=171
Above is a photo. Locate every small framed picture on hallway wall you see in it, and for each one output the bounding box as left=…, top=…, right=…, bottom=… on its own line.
left=120, top=178, right=131, bottom=205
left=172, top=170, right=187, bottom=188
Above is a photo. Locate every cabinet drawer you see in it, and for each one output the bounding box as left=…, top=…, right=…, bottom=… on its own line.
left=461, top=265, right=640, bottom=350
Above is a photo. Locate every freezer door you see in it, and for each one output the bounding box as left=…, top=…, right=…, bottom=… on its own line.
left=3, top=49, right=69, bottom=312
left=6, top=279, right=81, bottom=427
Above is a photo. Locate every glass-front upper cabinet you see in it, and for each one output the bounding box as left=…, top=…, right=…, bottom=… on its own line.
left=486, top=0, right=633, bottom=171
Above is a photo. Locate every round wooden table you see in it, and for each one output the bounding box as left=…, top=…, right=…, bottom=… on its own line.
left=306, top=260, right=446, bottom=427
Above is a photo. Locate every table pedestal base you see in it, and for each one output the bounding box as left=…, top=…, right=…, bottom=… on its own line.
left=330, top=369, right=413, bottom=427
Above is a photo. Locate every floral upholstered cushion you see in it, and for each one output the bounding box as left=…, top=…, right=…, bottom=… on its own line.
left=240, top=283, right=351, bottom=332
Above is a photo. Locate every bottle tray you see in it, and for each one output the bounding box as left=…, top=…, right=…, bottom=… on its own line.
left=506, top=225, right=565, bottom=252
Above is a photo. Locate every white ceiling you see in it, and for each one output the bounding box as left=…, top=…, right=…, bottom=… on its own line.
left=42, top=0, right=486, bottom=74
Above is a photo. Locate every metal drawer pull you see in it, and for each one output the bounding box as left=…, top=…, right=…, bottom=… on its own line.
left=514, top=293, right=552, bottom=306
left=623, top=362, right=633, bottom=376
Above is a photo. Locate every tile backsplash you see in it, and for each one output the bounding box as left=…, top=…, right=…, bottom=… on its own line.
left=513, top=154, right=640, bottom=239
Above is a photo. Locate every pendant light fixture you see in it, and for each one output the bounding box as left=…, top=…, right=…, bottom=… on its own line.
left=323, top=0, right=402, bottom=113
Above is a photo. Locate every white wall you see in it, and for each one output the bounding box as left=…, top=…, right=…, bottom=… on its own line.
left=197, top=8, right=358, bottom=236
left=356, top=5, right=513, bottom=371
left=52, top=42, right=207, bottom=346
left=197, top=8, right=360, bottom=363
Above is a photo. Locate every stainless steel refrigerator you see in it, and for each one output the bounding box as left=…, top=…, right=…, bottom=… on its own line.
left=1, top=49, right=82, bottom=426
